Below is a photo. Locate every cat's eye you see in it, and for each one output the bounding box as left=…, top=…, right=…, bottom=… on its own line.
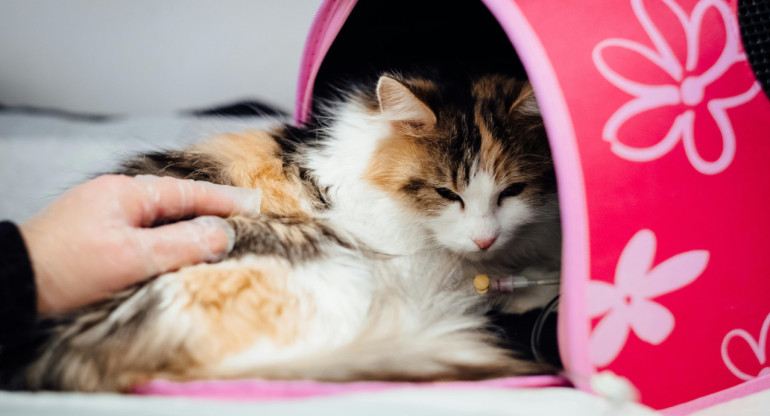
left=435, top=187, right=464, bottom=206
left=498, top=183, right=526, bottom=205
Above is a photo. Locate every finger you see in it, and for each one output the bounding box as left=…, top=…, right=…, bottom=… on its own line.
left=130, top=175, right=261, bottom=226
left=192, top=179, right=262, bottom=215
left=131, top=216, right=236, bottom=278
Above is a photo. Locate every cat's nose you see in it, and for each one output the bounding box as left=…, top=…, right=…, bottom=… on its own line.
left=472, top=236, right=497, bottom=251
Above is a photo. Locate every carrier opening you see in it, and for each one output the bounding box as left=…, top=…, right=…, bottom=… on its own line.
left=312, top=0, right=527, bottom=113
left=308, top=0, right=563, bottom=370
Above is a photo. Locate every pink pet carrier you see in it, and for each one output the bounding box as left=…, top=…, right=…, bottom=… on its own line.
left=294, top=0, right=770, bottom=413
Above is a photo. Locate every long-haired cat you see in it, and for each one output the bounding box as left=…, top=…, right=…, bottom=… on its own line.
left=11, top=71, right=561, bottom=392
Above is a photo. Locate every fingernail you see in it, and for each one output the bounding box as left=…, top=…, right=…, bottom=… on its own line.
left=190, top=216, right=236, bottom=261
left=230, top=187, right=262, bottom=215
left=195, top=181, right=262, bottom=215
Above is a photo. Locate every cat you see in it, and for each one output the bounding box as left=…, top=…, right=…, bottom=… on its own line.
left=13, top=71, right=561, bottom=392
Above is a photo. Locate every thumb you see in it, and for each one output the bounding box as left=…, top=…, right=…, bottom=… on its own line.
left=132, top=216, right=236, bottom=278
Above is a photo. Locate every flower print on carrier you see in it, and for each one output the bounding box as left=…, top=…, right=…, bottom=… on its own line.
left=593, top=0, right=762, bottom=175
left=588, top=229, right=709, bottom=367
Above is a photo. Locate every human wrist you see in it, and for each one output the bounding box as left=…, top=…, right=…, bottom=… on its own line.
left=19, top=222, right=61, bottom=314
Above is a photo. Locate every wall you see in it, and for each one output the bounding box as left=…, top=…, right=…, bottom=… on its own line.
left=0, top=0, right=323, bottom=114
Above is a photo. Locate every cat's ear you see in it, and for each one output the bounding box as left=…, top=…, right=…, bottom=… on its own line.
left=376, top=76, right=437, bottom=129
left=510, top=82, right=540, bottom=117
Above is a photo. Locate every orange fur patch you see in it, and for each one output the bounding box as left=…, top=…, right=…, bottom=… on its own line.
left=364, top=131, right=457, bottom=213
left=178, top=258, right=305, bottom=364
left=194, top=131, right=308, bottom=216
left=473, top=78, right=535, bottom=185
left=364, top=134, right=427, bottom=192
left=476, top=112, right=515, bottom=183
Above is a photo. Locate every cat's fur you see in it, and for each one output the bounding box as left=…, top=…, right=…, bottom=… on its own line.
left=16, top=72, right=561, bottom=392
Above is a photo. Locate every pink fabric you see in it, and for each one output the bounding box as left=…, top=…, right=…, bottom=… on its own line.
left=479, top=0, right=593, bottom=393
left=662, top=373, right=770, bottom=416
left=587, top=229, right=709, bottom=367
left=294, top=0, right=358, bottom=124
left=506, top=0, right=770, bottom=410
left=134, top=376, right=570, bottom=401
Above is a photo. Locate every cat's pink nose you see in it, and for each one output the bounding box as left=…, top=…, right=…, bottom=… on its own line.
left=473, top=237, right=497, bottom=251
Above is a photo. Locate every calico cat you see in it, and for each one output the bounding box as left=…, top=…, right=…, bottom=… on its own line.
left=16, top=72, right=561, bottom=392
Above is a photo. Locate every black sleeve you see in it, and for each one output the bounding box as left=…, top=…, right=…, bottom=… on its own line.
left=0, top=221, right=38, bottom=345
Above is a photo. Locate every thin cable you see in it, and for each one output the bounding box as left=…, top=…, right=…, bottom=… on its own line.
left=531, top=294, right=560, bottom=365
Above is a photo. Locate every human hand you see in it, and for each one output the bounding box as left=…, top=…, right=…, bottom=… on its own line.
left=20, top=174, right=262, bottom=314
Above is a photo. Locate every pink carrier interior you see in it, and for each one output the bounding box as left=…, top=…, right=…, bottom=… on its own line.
left=135, top=375, right=569, bottom=401
left=139, top=0, right=770, bottom=413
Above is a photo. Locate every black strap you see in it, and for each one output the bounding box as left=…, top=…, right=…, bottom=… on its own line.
left=0, top=221, right=37, bottom=345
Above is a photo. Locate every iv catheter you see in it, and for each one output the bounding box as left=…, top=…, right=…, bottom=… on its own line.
left=472, top=274, right=560, bottom=294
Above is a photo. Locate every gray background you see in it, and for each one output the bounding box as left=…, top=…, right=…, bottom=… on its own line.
left=0, top=0, right=322, bottom=222
left=0, top=0, right=324, bottom=114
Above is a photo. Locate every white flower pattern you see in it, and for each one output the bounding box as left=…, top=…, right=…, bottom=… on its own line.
left=721, top=312, right=770, bottom=381
left=588, top=229, right=709, bottom=367
left=593, top=0, right=762, bottom=175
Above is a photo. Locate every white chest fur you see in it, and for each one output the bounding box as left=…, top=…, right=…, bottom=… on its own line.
left=306, top=104, right=432, bottom=256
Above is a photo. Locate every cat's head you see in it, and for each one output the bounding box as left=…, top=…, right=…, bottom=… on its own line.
left=363, top=73, right=558, bottom=258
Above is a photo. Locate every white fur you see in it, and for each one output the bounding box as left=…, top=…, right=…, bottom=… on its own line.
left=307, top=102, right=434, bottom=256
left=213, top=253, right=376, bottom=372
left=426, top=169, right=535, bottom=257
left=194, top=247, right=525, bottom=382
